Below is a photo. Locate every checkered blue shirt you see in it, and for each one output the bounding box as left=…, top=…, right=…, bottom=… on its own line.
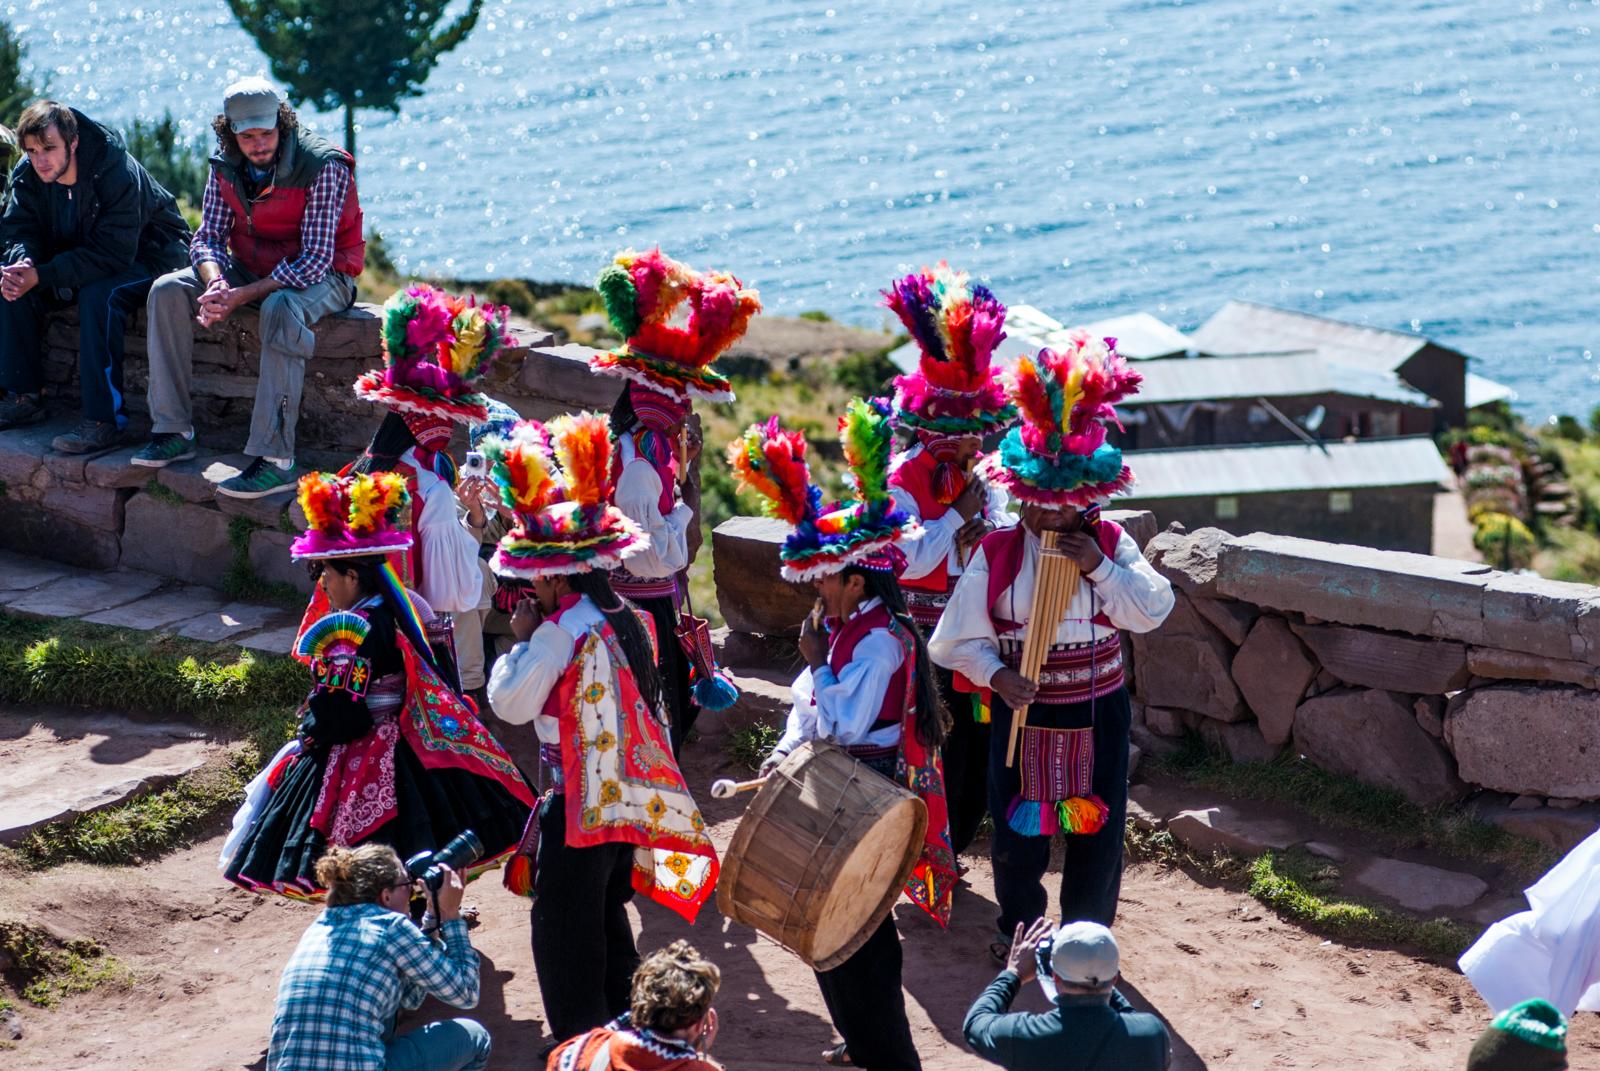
left=267, top=904, right=480, bottom=1071
left=191, top=159, right=352, bottom=289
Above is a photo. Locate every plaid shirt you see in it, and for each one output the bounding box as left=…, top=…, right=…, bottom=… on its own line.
left=268, top=904, right=480, bottom=1071
left=191, top=159, right=352, bottom=289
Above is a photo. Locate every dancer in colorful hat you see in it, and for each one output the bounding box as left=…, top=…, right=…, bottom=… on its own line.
left=882, top=263, right=1017, bottom=859
left=296, top=284, right=517, bottom=692
left=730, top=397, right=956, bottom=1071
left=481, top=412, right=719, bottom=1050
left=927, top=333, right=1174, bottom=962
left=221, top=470, right=535, bottom=899
left=589, top=248, right=760, bottom=753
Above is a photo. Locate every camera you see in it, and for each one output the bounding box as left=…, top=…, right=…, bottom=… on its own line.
left=462, top=450, right=487, bottom=478
left=404, top=829, right=484, bottom=893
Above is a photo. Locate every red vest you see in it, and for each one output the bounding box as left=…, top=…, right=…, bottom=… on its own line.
left=980, top=521, right=1124, bottom=633
left=890, top=448, right=959, bottom=595
left=213, top=127, right=365, bottom=280
left=827, top=604, right=910, bottom=733
left=539, top=594, right=589, bottom=723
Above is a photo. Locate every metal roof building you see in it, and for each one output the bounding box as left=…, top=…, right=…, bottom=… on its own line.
left=1126, top=352, right=1436, bottom=409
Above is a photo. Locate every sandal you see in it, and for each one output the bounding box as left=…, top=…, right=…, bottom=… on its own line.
left=822, top=1042, right=854, bottom=1066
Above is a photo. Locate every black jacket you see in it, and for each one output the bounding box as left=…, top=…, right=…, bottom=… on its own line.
left=0, top=108, right=191, bottom=291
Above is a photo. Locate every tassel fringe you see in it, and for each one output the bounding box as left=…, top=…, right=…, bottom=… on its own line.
left=691, top=672, right=740, bottom=712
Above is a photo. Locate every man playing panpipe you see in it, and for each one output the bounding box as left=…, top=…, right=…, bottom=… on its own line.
left=881, top=263, right=1018, bottom=859
left=730, top=397, right=956, bottom=1071
left=928, top=334, right=1173, bottom=963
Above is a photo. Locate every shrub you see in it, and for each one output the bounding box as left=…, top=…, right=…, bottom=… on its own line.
left=124, top=111, right=208, bottom=207
left=481, top=277, right=537, bottom=318
left=1554, top=414, right=1587, bottom=442
left=833, top=346, right=900, bottom=398
left=798, top=309, right=832, bottom=323
left=1473, top=511, right=1536, bottom=570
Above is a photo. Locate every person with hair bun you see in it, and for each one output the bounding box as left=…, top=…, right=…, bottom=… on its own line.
left=267, top=842, right=491, bottom=1071
left=548, top=939, right=725, bottom=1071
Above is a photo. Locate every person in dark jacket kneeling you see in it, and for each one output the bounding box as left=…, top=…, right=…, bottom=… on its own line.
left=964, top=917, right=1171, bottom=1071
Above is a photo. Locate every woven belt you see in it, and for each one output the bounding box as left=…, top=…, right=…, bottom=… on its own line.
left=610, top=571, right=678, bottom=601
left=1000, top=633, right=1124, bottom=705
left=903, top=587, right=951, bottom=629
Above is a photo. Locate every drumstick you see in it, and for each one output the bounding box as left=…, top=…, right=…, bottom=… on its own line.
left=710, top=776, right=768, bottom=799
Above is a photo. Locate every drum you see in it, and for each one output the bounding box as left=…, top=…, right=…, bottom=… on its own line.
left=717, top=740, right=928, bottom=971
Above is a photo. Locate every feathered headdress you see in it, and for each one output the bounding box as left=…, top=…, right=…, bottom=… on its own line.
left=728, top=397, right=921, bottom=582
left=589, top=248, right=761, bottom=405
left=354, top=284, right=518, bottom=426
left=484, top=412, right=647, bottom=579
left=883, top=263, right=1015, bottom=437
left=978, top=330, right=1143, bottom=508
left=290, top=471, right=414, bottom=560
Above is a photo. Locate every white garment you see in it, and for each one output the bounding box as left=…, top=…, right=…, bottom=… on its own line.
left=889, top=444, right=1018, bottom=584
left=1460, top=827, right=1600, bottom=1016
left=613, top=435, right=693, bottom=579
left=485, top=596, right=605, bottom=747
left=219, top=738, right=301, bottom=870
left=402, top=445, right=483, bottom=613
left=772, top=597, right=905, bottom=759
left=927, top=526, right=1175, bottom=688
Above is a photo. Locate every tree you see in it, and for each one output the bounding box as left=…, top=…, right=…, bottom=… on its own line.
left=125, top=111, right=209, bottom=208
left=0, top=17, right=40, bottom=189
left=227, top=0, right=483, bottom=158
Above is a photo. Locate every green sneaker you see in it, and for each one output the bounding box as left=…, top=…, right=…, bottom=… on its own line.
left=130, top=432, right=197, bottom=468
left=217, top=457, right=297, bottom=499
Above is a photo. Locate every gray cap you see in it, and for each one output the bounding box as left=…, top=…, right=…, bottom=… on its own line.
left=1047, top=921, right=1119, bottom=988
left=224, top=76, right=283, bottom=133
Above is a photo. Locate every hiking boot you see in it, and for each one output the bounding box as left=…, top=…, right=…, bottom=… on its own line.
left=217, top=457, right=297, bottom=499
left=51, top=420, right=120, bottom=454
left=0, top=393, right=44, bottom=429
left=131, top=432, right=197, bottom=468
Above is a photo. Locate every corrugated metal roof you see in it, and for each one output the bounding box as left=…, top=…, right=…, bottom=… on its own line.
left=1192, top=301, right=1431, bottom=373
left=1125, top=353, right=1436, bottom=408
left=1467, top=372, right=1518, bottom=408
left=1083, top=312, right=1192, bottom=359
left=887, top=304, right=1189, bottom=374
left=1119, top=436, right=1451, bottom=499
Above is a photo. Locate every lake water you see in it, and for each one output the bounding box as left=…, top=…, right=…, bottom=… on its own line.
left=15, top=0, right=1600, bottom=419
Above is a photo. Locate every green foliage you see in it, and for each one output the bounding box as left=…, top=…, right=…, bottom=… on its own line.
left=124, top=110, right=208, bottom=207
left=1472, top=511, right=1536, bottom=571
left=798, top=309, right=832, bottom=323
left=1553, top=414, right=1587, bottom=442
left=0, top=18, right=37, bottom=130
left=833, top=345, right=901, bottom=399
left=0, top=922, right=129, bottom=1008
left=365, top=226, right=398, bottom=279
left=725, top=720, right=783, bottom=772
left=1590, top=404, right=1600, bottom=438
left=142, top=476, right=185, bottom=507
left=480, top=277, right=537, bottom=318
left=221, top=515, right=304, bottom=605
left=227, top=0, right=485, bottom=157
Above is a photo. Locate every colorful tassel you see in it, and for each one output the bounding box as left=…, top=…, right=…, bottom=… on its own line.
left=1056, top=795, right=1110, bottom=835
left=1006, top=797, right=1044, bottom=837
left=690, top=672, right=740, bottom=712
left=932, top=460, right=964, bottom=506
left=295, top=611, right=370, bottom=662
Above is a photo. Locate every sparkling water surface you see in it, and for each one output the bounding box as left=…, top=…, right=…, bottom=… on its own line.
left=15, top=0, right=1600, bottom=419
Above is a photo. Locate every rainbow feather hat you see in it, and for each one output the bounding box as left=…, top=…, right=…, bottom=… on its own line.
left=290, top=471, right=414, bottom=560
left=728, top=397, right=921, bottom=582
left=589, top=248, right=761, bottom=405
left=883, top=262, right=1015, bottom=437
left=354, top=284, right=518, bottom=426
left=483, top=412, right=647, bottom=579
left=978, top=330, right=1143, bottom=508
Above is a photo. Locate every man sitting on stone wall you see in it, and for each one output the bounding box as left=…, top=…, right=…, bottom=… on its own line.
left=131, top=77, right=364, bottom=499
left=0, top=100, right=190, bottom=451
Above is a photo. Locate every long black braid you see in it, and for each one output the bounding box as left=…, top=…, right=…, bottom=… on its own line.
left=350, top=412, right=417, bottom=475
left=311, top=554, right=441, bottom=678
left=566, top=569, right=665, bottom=718
left=847, top=565, right=950, bottom=751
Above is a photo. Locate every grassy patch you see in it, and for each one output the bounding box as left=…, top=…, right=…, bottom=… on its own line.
left=142, top=476, right=186, bottom=508
left=0, top=923, right=130, bottom=1008
left=10, top=752, right=254, bottom=870
left=220, top=516, right=304, bottom=606
left=725, top=721, right=783, bottom=772
left=0, top=610, right=303, bottom=754
left=1153, top=735, right=1556, bottom=879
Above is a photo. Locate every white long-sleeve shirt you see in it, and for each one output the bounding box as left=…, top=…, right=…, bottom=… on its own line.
left=889, top=445, right=1019, bottom=584
left=772, top=597, right=905, bottom=758
left=613, top=435, right=693, bottom=579
left=404, top=446, right=483, bottom=614
left=486, top=596, right=605, bottom=747
left=927, top=527, right=1174, bottom=688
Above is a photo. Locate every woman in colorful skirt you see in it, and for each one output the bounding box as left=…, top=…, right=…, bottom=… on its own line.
left=221, top=470, right=534, bottom=898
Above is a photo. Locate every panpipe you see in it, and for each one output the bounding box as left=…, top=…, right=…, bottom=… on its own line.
left=1005, top=529, right=1082, bottom=767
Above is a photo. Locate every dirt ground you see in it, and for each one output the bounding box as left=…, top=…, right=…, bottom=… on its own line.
left=2, top=737, right=1595, bottom=1071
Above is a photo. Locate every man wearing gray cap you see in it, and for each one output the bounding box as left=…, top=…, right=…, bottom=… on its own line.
left=132, top=76, right=364, bottom=498
left=964, top=917, right=1171, bottom=1071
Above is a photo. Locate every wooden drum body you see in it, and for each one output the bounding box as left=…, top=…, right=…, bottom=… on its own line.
left=717, top=740, right=927, bottom=971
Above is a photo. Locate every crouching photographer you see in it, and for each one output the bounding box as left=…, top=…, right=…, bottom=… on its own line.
left=267, top=842, right=491, bottom=1071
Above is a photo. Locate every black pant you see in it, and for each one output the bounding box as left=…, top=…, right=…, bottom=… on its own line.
left=531, top=792, right=639, bottom=1043
left=814, top=915, right=921, bottom=1071
left=631, top=593, right=697, bottom=756
left=987, top=687, right=1132, bottom=933
left=936, top=665, right=991, bottom=857
left=0, top=264, right=155, bottom=425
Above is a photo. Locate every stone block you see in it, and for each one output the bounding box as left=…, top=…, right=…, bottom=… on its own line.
left=120, top=494, right=235, bottom=583
left=1481, top=571, right=1600, bottom=665
left=1142, top=526, right=1232, bottom=597
left=1294, top=688, right=1464, bottom=807
left=40, top=483, right=126, bottom=532
left=711, top=516, right=815, bottom=636
left=712, top=627, right=801, bottom=674
left=1195, top=718, right=1281, bottom=765
left=1414, top=695, right=1445, bottom=739
left=1347, top=857, right=1488, bottom=913
left=83, top=446, right=161, bottom=488
left=1130, top=607, right=1247, bottom=721
left=1477, top=801, right=1600, bottom=856
left=1191, top=596, right=1259, bottom=646
left=238, top=625, right=299, bottom=656
left=4, top=570, right=162, bottom=618
left=1101, top=508, right=1157, bottom=551
left=0, top=420, right=54, bottom=487
left=155, top=453, right=238, bottom=504
left=1143, top=706, right=1192, bottom=738
left=516, top=343, right=624, bottom=410
left=83, top=585, right=226, bottom=630
left=248, top=529, right=314, bottom=597
left=1466, top=646, right=1598, bottom=689
left=0, top=550, right=76, bottom=594
left=1450, top=685, right=1600, bottom=799
left=177, top=601, right=287, bottom=643
left=218, top=491, right=292, bottom=529
left=1232, top=616, right=1319, bottom=747
left=0, top=501, right=121, bottom=570
left=1166, top=804, right=1303, bottom=858
left=1292, top=622, right=1469, bottom=694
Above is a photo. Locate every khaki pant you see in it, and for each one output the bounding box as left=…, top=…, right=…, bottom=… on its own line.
left=454, top=558, right=497, bottom=690
left=144, top=265, right=356, bottom=459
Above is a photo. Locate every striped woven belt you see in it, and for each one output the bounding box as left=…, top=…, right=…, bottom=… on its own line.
left=903, top=586, right=952, bottom=630
left=1000, top=633, right=1124, bottom=705
left=539, top=743, right=564, bottom=791
left=610, top=570, right=678, bottom=601
left=844, top=742, right=899, bottom=780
